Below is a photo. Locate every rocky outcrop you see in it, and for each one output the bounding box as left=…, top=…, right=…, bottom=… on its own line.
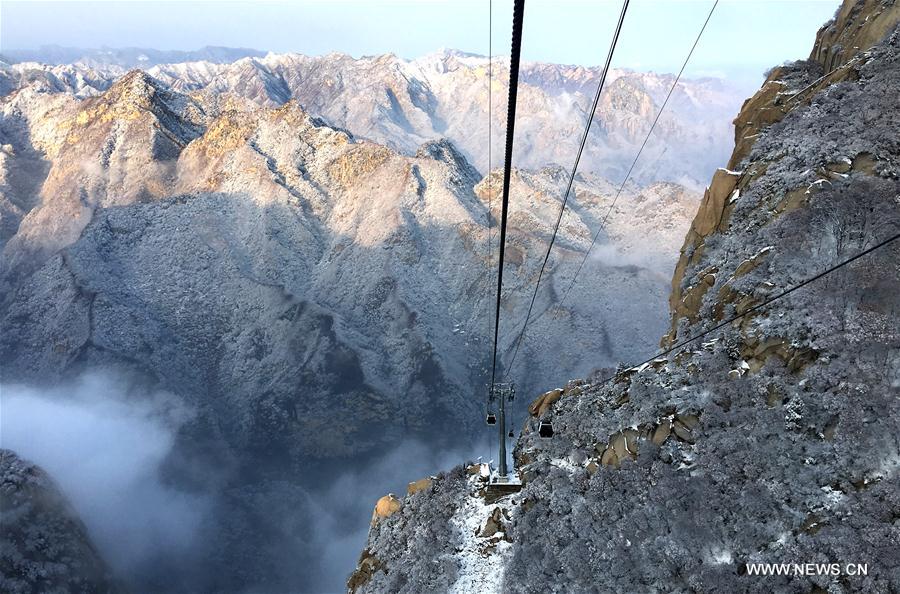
left=665, top=0, right=900, bottom=346
left=406, top=477, right=434, bottom=496
left=351, top=2, right=900, bottom=592
left=527, top=380, right=584, bottom=418
left=810, top=0, right=900, bottom=70
left=372, top=494, right=402, bottom=522
left=664, top=167, right=741, bottom=334
left=350, top=464, right=517, bottom=594
left=527, top=388, right=562, bottom=417
left=349, top=468, right=471, bottom=593
left=0, top=450, right=122, bottom=594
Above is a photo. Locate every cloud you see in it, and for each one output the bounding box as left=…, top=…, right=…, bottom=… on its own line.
left=588, top=242, right=648, bottom=268
left=0, top=371, right=493, bottom=592
left=0, top=372, right=210, bottom=579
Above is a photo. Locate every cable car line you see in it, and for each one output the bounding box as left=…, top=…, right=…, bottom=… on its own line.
left=503, top=0, right=630, bottom=380
left=592, top=231, right=900, bottom=387
left=556, top=0, right=719, bottom=309
left=504, top=0, right=718, bottom=378
left=489, top=0, right=525, bottom=390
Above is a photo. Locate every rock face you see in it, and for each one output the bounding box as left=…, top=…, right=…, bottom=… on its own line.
left=0, top=45, right=699, bottom=591
left=350, top=2, right=900, bottom=592
left=0, top=449, right=121, bottom=594
left=373, top=494, right=402, bottom=521
left=1, top=49, right=746, bottom=188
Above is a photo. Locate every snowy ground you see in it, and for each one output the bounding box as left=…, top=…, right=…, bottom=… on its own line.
left=448, top=469, right=520, bottom=594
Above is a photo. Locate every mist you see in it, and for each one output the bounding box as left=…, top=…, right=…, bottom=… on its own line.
left=307, top=437, right=491, bottom=590
left=0, top=373, right=209, bottom=577
left=0, top=371, right=492, bottom=592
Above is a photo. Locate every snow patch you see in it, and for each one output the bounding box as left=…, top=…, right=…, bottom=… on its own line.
left=448, top=476, right=515, bottom=594
left=706, top=547, right=733, bottom=565
left=873, top=452, right=900, bottom=479
left=548, top=457, right=581, bottom=474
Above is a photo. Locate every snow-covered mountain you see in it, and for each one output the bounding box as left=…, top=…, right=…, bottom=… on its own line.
left=1, top=48, right=746, bottom=188
left=0, top=449, right=122, bottom=594
left=0, top=61, right=699, bottom=590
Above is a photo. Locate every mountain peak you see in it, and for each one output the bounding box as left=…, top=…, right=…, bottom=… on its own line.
left=416, top=138, right=480, bottom=182
left=85, top=69, right=204, bottom=139
left=110, top=69, right=162, bottom=103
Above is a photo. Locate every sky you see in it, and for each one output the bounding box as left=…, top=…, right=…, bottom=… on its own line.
left=1, top=0, right=841, bottom=86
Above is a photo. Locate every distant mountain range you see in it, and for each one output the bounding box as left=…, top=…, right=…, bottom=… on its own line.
left=1, top=45, right=265, bottom=68
left=0, top=47, right=747, bottom=189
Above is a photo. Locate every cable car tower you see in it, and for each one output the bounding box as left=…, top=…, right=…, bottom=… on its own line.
left=486, top=382, right=515, bottom=477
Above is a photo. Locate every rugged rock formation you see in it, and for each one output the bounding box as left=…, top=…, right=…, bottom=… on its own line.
left=0, top=449, right=121, bottom=594
left=351, top=2, right=900, bottom=592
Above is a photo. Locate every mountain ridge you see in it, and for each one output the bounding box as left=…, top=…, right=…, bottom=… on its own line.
left=1, top=48, right=746, bottom=188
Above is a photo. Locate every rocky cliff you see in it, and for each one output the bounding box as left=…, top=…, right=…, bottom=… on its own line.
left=0, top=449, right=122, bottom=594
left=351, top=2, right=900, bottom=592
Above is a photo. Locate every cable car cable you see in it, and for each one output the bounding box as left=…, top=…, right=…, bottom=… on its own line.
left=489, top=0, right=526, bottom=391
left=556, top=0, right=719, bottom=309
left=503, top=0, right=629, bottom=379
left=504, top=0, right=629, bottom=379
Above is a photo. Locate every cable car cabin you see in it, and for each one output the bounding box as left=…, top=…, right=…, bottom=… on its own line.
left=486, top=413, right=497, bottom=425
left=538, top=420, right=554, bottom=438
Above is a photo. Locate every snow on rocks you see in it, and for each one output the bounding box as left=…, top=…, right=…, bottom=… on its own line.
left=448, top=471, right=517, bottom=594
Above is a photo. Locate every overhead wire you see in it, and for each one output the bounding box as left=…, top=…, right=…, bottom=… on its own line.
left=505, top=0, right=719, bottom=377
left=556, top=0, right=720, bottom=308
left=504, top=0, right=630, bottom=377
left=489, top=0, right=526, bottom=390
